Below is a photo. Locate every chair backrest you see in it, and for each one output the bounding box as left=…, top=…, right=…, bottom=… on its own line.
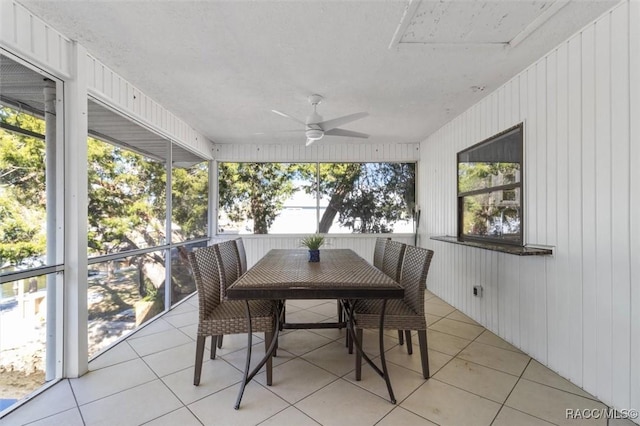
left=235, top=238, right=247, bottom=275
left=381, top=240, right=406, bottom=282
left=215, top=239, right=241, bottom=299
left=188, top=245, right=222, bottom=321
left=400, top=245, right=434, bottom=314
left=373, top=237, right=389, bottom=270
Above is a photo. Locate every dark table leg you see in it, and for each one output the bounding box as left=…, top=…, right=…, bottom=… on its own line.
left=378, top=299, right=396, bottom=403
left=234, top=300, right=253, bottom=410
left=234, top=300, right=283, bottom=410
left=341, top=299, right=396, bottom=404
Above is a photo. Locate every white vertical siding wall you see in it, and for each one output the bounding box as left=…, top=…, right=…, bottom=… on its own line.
left=213, top=142, right=420, bottom=163
left=0, top=1, right=213, bottom=160
left=419, top=1, right=638, bottom=414
left=629, top=0, right=640, bottom=415
left=85, top=54, right=212, bottom=160
left=0, top=0, right=72, bottom=78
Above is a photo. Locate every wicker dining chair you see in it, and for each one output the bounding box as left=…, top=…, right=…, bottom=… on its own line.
left=353, top=245, right=434, bottom=379
left=344, top=237, right=391, bottom=347
left=379, top=240, right=409, bottom=345
left=217, top=239, right=241, bottom=300
left=214, top=239, right=243, bottom=350
left=373, top=237, right=390, bottom=270
left=380, top=240, right=406, bottom=282
left=235, top=238, right=248, bottom=275
left=188, top=244, right=276, bottom=386
left=347, top=239, right=406, bottom=353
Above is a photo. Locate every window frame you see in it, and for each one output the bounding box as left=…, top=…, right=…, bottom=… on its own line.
left=215, top=161, right=417, bottom=235
left=0, top=53, right=66, bottom=396
left=456, top=123, right=524, bottom=246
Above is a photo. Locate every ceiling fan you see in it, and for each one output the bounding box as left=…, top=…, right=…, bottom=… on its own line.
left=272, top=94, right=369, bottom=146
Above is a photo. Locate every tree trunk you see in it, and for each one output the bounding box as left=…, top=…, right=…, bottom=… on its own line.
left=136, top=257, right=146, bottom=297
left=251, top=196, right=269, bottom=234
left=318, top=194, right=340, bottom=233
left=318, top=169, right=360, bottom=233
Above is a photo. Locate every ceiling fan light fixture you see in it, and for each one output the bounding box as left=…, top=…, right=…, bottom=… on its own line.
left=305, top=128, right=324, bottom=141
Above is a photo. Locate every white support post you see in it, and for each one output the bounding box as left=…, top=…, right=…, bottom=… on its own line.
left=210, top=160, right=217, bottom=241
left=165, top=141, right=173, bottom=309
left=63, top=42, right=89, bottom=378
left=629, top=0, right=640, bottom=414
left=43, top=80, right=57, bottom=381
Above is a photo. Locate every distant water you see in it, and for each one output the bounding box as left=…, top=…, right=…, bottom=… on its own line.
left=0, top=399, right=18, bottom=411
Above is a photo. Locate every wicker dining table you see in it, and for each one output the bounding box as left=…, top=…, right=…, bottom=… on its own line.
left=226, top=248, right=404, bottom=409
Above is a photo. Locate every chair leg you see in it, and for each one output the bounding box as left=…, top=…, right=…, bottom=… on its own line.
left=417, top=330, right=430, bottom=379
left=265, top=331, right=273, bottom=386
left=280, top=304, right=286, bottom=331
left=355, top=328, right=363, bottom=381
left=274, top=333, right=278, bottom=358
left=337, top=301, right=343, bottom=329
left=344, top=305, right=350, bottom=348
left=397, top=330, right=404, bottom=345
left=194, top=335, right=206, bottom=386
left=405, top=330, right=413, bottom=354
left=217, top=334, right=224, bottom=349
left=211, top=335, right=219, bottom=359
left=345, top=302, right=353, bottom=353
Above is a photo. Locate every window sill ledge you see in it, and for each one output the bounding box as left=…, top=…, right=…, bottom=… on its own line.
left=430, top=236, right=553, bottom=256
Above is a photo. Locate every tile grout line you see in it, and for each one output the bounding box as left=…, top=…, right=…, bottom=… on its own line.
left=390, top=323, right=486, bottom=421
left=6, top=298, right=618, bottom=426
left=488, top=357, right=532, bottom=426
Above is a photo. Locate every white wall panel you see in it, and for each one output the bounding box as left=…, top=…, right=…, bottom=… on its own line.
left=419, top=1, right=636, bottom=416
left=212, top=142, right=420, bottom=163
left=567, top=34, right=584, bottom=385
left=580, top=23, right=598, bottom=395
left=0, top=1, right=71, bottom=78
left=630, top=0, right=640, bottom=416
left=609, top=3, right=632, bottom=409
left=593, top=12, right=615, bottom=404
left=84, top=54, right=212, bottom=161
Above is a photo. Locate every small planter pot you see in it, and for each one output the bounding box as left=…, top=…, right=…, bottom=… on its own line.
left=308, top=249, right=320, bottom=262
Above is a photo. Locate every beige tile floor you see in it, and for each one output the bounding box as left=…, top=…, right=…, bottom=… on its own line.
left=2, top=291, right=635, bottom=426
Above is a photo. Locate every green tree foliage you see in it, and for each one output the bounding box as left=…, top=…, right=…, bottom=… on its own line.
left=86, top=139, right=209, bottom=298
left=218, top=161, right=415, bottom=234
left=0, top=107, right=46, bottom=266
left=316, top=163, right=415, bottom=233
left=87, top=138, right=167, bottom=255
left=458, top=162, right=518, bottom=193
left=458, top=161, right=520, bottom=236
left=218, top=162, right=299, bottom=234
left=172, top=162, right=209, bottom=241
left=1, top=106, right=208, bottom=279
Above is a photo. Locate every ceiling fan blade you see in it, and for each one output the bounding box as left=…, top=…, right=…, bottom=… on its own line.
left=305, top=138, right=316, bottom=147
left=272, top=109, right=306, bottom=126
left=318, top=112, right=368, bottom=132
left=324, top=128, right=369, bottom=139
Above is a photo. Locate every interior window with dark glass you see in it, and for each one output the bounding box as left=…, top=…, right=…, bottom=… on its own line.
left=457, top=124, right=523, bottom=245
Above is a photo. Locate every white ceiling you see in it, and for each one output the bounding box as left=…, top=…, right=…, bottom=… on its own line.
left=18, top=0, right=617, bottom=146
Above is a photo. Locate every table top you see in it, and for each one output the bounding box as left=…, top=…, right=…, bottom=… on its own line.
left=226, top=249, right=403, bottom=300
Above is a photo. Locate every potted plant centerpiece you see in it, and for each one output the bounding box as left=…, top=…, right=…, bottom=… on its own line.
left=300, top=234, right=325, bottom=262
